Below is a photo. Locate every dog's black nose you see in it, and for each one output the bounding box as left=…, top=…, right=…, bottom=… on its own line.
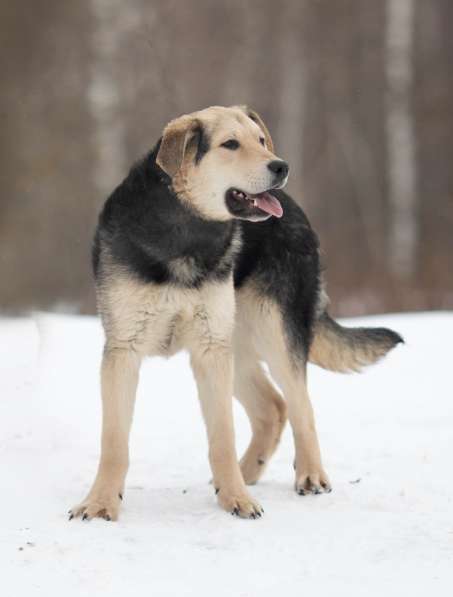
left=267, top=160, right=289, bottom=180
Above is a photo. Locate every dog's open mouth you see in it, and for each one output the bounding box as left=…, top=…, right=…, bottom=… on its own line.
left=225, top=188, right=283, bottom=220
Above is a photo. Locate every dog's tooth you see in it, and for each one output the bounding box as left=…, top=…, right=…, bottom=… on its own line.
left=253, top=199, right=257, bottom=207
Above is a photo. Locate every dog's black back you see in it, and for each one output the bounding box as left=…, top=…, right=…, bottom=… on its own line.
left=235, top=192, right=321, bottom=355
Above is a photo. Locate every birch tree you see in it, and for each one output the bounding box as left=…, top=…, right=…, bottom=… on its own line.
left=88, top=0, right=141, bottom=197
left=386, top=0, right=417, bottom=278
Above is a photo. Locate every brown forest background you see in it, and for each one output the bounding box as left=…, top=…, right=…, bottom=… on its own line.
left=1, top=0, right=452, bottom=316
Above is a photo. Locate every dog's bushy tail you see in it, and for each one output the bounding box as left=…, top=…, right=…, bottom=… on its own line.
left=308, top=312, right=403, bottom=373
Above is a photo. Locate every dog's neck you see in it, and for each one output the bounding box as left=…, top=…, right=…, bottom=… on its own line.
left=108, top=144, right=241, bottom=287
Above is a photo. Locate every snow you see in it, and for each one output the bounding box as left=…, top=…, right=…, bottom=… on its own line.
left=2, top=311, right=452, bottom=596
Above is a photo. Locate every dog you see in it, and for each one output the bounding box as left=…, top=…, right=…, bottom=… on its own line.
left=69, top=105, right=402, bottom=521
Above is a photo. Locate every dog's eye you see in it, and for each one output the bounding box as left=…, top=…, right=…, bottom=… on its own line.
left=220, top=139, right=240, bottom=150
left=259, top=137, right=265, bottom=146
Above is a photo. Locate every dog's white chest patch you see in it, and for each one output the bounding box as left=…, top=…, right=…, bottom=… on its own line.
left=100, top=273, right=235, bottom=358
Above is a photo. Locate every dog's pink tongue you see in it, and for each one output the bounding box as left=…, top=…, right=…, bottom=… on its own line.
left=254, top=192, right=283, bottom=218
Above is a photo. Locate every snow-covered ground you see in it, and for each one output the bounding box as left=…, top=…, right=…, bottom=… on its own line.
left=2, top=311, right=452, bottom=596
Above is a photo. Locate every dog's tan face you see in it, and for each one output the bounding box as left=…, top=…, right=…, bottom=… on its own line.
left=156, top=106, right=289, bottom=221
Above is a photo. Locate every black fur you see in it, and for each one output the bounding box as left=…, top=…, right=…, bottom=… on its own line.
left=318, top=313, right=403, bottom=350
left=93, top=143, right=238, bottom=289
left=193, top=125, right=210, bottom=164
left=235, top=191, right=321, bottom=357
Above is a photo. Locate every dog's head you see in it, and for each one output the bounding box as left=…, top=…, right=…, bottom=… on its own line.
left=156, top=105, right=289, bottom=221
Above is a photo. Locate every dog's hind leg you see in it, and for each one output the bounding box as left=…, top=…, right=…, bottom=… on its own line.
left=250, top=298, right=331, bottom=495
left=280, top=366, right=331, bottom=495
left=266, top=348, right=331, bottom=495
left=69, top=347, right=140, bottom=521
left=233, top=341, right=287, bottom=485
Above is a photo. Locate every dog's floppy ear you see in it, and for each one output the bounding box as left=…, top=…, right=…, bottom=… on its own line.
left=239, top=106, right=274, bottom=153
left=156, top=115, right=199, bottom=177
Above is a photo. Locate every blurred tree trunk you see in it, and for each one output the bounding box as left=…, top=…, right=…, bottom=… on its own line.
left=414, top=0, right=453, bottom=310
left=385, top=0, right=417, bottom=279
left=89, top=0, right=131, bottom=197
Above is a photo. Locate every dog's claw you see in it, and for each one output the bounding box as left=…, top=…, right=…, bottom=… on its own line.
left=82, top=513, right=89, bottom=521
left=296, top=469, right=331, bottom=496
left=68, top=513, right=73, bottom=521
left=118, top=493, right=123, bottom=501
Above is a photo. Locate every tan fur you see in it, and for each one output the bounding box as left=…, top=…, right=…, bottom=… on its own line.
left=158, top=105, right=284, bottom=221
left=233, top=343, right=287, bottom=485
left=71, top=262, right=263, bottom=519
left=240, top=106, right=275, bottom=153
left=70, top=347, right=140, bottom=521
left=235, top=284, right=331, bottom=493
left=309, top=325, right=356, bottom=373
left=309, top=314, right=399, bottom=373
left=156, top=114, right=200, bottom=178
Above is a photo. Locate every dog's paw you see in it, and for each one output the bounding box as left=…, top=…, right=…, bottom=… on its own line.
left=216, top=488, right=264, bottom=519
left=68, top=489, right=123, bottom=522
left=295, top=469, right=332, bottom=496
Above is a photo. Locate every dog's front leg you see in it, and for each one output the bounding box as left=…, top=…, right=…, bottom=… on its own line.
left=190, top=342, right=263, bottom=519
left=70, top=347, right=140, bottom=521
